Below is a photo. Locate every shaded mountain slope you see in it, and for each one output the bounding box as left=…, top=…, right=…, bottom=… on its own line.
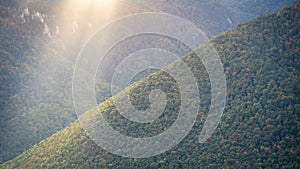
left=130, top=0, right=296, bottom=37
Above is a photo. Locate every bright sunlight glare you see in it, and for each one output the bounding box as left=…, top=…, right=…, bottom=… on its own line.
left=55, top=0, right=118, bottom=43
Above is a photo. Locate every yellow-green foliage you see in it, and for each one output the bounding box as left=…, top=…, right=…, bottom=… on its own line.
left=2, top=2, right=300, bottom=168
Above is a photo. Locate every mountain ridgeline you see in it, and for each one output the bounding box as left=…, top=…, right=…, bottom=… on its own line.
left=1, top=1, right=299, bottom=168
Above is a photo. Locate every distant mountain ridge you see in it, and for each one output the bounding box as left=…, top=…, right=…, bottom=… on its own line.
left=129, top=0, right=296, bottom=36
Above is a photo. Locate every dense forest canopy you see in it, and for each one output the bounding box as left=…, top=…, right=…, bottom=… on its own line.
left=1, top=1, right=299, bottom=168
left=0, top=0, right=296, bottom=165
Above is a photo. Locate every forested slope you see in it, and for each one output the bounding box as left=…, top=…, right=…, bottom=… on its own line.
left=0, top=0, right=296, bottom=164
left=2, top=1, right=299, bottom=168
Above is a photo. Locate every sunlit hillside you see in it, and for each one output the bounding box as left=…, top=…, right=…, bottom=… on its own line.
left=1, top=1, right=299, bottom=168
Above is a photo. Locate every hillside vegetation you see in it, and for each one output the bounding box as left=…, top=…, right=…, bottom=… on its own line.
left=2, top=1, right=299, bottom=168
left=0, top=0, right=297, bottom=164
left=0, top=0, right=145, bottom=163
